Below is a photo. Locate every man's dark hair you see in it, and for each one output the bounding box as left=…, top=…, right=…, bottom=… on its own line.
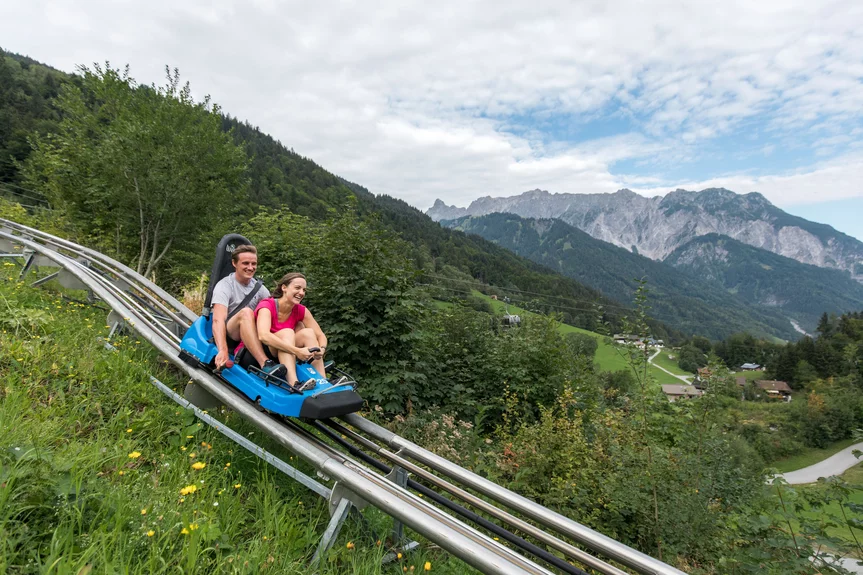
left=231, top=244, right=258, bottom=263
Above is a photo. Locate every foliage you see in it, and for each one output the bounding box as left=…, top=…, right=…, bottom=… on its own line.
left=243, top=207, right=427, bottom=413
left=678, top=344, right=708, bottom=373
left=22, top=63, right=247, bottom=282
left=0, top=48, right=70, bottom=185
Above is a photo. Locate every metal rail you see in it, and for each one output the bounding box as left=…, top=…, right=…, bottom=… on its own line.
left=1, top=217, right=689, bottom=575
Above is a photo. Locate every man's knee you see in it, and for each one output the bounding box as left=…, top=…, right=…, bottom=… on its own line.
left=236, top=308, right=255, bottom=324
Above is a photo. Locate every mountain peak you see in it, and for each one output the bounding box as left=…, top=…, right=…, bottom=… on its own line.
left=426, top=186, right=863, bottom=281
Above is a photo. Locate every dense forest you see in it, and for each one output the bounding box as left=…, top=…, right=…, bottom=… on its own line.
left=5, top=49, right=863, bottom=573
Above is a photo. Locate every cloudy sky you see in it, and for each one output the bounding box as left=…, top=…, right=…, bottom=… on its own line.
left=4, top=0, right=863, bottom=238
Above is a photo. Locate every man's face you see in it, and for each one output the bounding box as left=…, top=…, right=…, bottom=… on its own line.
left=233, top=252, right=258, bottom=282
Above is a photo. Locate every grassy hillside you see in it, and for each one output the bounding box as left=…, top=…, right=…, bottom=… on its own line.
left=0, top=272, right=462, bottom=574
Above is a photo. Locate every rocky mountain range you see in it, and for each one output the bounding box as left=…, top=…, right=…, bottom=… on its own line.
left=428, top=188, right=863, bottom=282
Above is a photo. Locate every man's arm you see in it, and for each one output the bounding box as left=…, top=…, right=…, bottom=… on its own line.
left=212, top=303, right=230, bottom=367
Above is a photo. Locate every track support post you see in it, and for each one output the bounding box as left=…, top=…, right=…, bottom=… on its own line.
left=311, top=497, right=352, bottom=567
left=388, top=465, right=410, bottom=543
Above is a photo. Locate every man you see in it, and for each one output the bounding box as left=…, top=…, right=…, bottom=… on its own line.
left=211, top=244, right=287, bottom=379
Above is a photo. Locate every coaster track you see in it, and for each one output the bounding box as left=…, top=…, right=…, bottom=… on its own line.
left=0, top=218, right=686, bottom=575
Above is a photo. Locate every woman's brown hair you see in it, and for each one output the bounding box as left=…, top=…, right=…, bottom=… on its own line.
left=272, top=272, right=306, bottom=298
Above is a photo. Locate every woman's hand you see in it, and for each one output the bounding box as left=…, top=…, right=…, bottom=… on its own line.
left=313, top=346, right=325, bottom=360
left=296, top=347, right=316, bottom=362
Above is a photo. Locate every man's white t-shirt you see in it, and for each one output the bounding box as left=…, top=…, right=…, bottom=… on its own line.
left=211, top=273, right=270, bottom=316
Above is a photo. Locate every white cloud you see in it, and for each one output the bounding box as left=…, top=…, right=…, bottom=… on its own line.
left=2, top=0, right=863, bottom=211
left=632, top=153, right=863, bottom=207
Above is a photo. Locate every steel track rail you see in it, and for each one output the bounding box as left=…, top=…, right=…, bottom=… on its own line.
left=0, top=230, right=553, bottom=575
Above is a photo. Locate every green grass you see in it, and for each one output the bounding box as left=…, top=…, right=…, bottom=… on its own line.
left=772, top=437, right=861, bottom=473
left=0, top=271, right=475, bottom=574
left=777, top=462, right=863, bottom=554
left=469, top=291, right=682, bottom=383
left=651, top=350, right=693, bottom=376
left=730, top=369, right=766, bottom=382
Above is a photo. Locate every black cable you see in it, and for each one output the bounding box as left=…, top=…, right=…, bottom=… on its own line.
left=309, top=421, right=591, bottom=575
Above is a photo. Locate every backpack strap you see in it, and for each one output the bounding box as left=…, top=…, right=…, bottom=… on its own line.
left=226, top=279, right=263, bottom=322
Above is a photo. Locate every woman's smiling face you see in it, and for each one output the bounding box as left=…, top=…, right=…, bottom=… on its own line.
left=285, top=278, right=306, bottom=304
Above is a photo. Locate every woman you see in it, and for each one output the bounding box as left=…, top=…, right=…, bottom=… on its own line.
left=254, top=272, right=328, bottom=390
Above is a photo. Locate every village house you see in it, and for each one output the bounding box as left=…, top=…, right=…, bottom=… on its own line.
left=755, top=380, right=792, bottom=402
left=662, top=384, right=704, bottom=402
left=739, top=363, right=762, bottom=371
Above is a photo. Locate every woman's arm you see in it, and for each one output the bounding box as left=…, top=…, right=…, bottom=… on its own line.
left=256, top=309, right=302, bottom=355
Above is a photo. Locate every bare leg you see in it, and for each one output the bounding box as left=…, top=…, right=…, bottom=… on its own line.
left=227, top=308, right=270, bottom=367
left=272, top=329, right=298, bottom=383
left=296, top=327, right=326, bottom=379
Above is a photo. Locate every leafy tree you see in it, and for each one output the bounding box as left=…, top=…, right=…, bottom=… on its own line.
left=678, top=344, right=708, bottom=373
left=23, top=64, right=247, bottom=279
left=565, top=332, right=598, bottom=358
left=690, top=335, right=713, bottom=354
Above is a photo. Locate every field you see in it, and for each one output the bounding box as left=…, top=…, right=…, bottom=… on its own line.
left=650, top=350, right=693, bottom=376
left=782, top=462, right=863, bottom=554
left=731, top=369, right=767, bottom=382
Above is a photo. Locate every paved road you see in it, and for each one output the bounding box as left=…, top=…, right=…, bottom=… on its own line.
left=778, top=442, right=863, bottom=484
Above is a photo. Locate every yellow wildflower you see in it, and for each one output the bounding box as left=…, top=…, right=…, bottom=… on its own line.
left=141, top=508, right=147, bottom=515
left=191, top=462, right=206, bottom=470
left=186, top=435, right=193, bottom=439
left=181, top=527, right=189, bottom=535
left=224, top=462, right=230, bottom=467
left=118, top=470, right=125, bottom=476
left=189, top=523, right=199, bottom=531
left=234, top=483, right=242, bottom=488
left=189, top=453, right=196, bottom=459
left=128, top=451, right=141, bottom=459
left=425, top=562, right=431, bottom=571
left=180, top=446, right=187, bottom=451
left=180, top=485, right=197, bottom=495
left=147, top=530, right=155, bottom=537
left=397, top=553, right=403, bottom=559
left=346, top=542, right=355, bottom=549
left=126, top=428, right=133, bottom=433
